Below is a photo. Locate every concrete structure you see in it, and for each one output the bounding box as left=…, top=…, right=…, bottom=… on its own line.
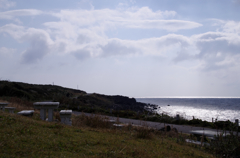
left=60, top=110, right=72, bottom=125
left=5, top=107, right=15, bottom=113
left=190, top=130, right=229, bottom=141
left=0, top=103, right=9, bottom=111
left=185, top=139, right=210, bottom=146
left=113, top=124, right=124, bottom=129
left=33, top=102, right=59, bottom=122
left=17, top=110, right=34, bottom=116
left=104, top=119, right=115, bottom=124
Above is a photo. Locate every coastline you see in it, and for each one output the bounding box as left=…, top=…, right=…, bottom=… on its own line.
left=137, top=97, right=240, bottom=123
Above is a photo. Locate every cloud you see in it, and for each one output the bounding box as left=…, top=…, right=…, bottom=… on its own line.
left=70, top=33, right=193, bottom=60
left=135, top=34, right=192, bottom=58
left=50, top=7, right=201, bottom=31
left=0, top=24, right=53, bottom=64
left=0, top=9, right=42, bottom=20
left=40, top=7, right=201, bottom=60
left=221, top=21, right=240, bottom=34
left=0, top=46, right=14, bottom=53
left=0, top=24, right=25, bottom=40
left=150, top=18, right=240, bottom=72
left=73, top=48, right=91, bottom=60
left=114, top=19, right=202, bottom=31
left=195, top=33, right=240, bottom=71
left=169, top=29, right=240, bottom=72
left=0, top=0, right=15, bottom=9
left=100, top=38, right=138, bottom=57
left=21, top=29, right=51, bottom=64
left=0, top=47, right=15, bottom=57
left=1, top=7, right=238, bottom=72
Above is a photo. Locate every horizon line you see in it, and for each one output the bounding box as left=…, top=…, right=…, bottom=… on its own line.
left=136, top=96, right=240, bottom=99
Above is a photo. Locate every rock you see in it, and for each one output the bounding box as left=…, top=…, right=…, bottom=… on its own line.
left=159, top=125, right=171, bottom=132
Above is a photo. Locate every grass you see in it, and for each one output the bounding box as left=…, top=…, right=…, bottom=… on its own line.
left=2, top=98, right=240, bottom=157
left=0, top=111, right=215, bottom=158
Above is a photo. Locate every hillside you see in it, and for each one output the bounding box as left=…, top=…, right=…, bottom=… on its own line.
left=0, top=81, right=148, bottom=113
left=0, top=111, right=215, bottom=158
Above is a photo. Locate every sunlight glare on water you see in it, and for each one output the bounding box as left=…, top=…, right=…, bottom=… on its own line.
left=157, top=105, right=240, bottom=122
left=137, top=98, right=240, bottom=123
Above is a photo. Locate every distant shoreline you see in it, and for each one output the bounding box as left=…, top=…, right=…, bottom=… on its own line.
left=136, top=96, right=240, bottom=99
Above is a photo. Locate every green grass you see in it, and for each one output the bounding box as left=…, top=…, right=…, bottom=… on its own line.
left=0, top=111, right=214, bottom=158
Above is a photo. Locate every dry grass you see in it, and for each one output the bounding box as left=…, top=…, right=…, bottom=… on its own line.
left=0, top=111, right=215, bottom=158
left=72, top=113, right=112, bottom=128
left=134, top=126, right=154, bottom=139
left=0, top=98, right=33, bottom=111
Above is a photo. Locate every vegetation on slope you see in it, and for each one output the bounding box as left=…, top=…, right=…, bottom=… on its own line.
left=0, top=80, right=148, bottom=114
left=0, top=111, right=215, bottom=158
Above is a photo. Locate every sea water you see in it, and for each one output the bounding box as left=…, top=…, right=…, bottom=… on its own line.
left=136, top=98, right=240, bottom=123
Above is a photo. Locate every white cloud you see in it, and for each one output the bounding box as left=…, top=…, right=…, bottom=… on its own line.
left=0, top=24, right=25, bottom=40
left=1, top=7, right=239, bottom=73
left=0, top=24, right=54, bottom=64
left=21, top=28, right=53, bottom=63
left=50, top=7, right=200, bottom=31
left=68, top=33, right=193, bottom=59
left=0, top=46, right=15, bottom=55
left=37, top=7, right=202, bottom=60
left=172, top=30, right=240, bottom=71
left=0, top=0, right=15, bottom=9
left=221, top=21, right=240, bottom=36
left=0, top=9, right=42, bottom=20
left=72, top=48, right=91, bottom=60
left=0, top=2, right=240, bottom=97
left=99, top=38, right=139, bottom=57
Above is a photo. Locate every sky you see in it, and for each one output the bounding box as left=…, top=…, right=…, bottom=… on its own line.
left=0, top=0, right=240, bottom=98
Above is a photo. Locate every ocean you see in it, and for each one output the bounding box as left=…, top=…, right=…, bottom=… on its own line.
left=136, top=98, right=240, bottom=123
